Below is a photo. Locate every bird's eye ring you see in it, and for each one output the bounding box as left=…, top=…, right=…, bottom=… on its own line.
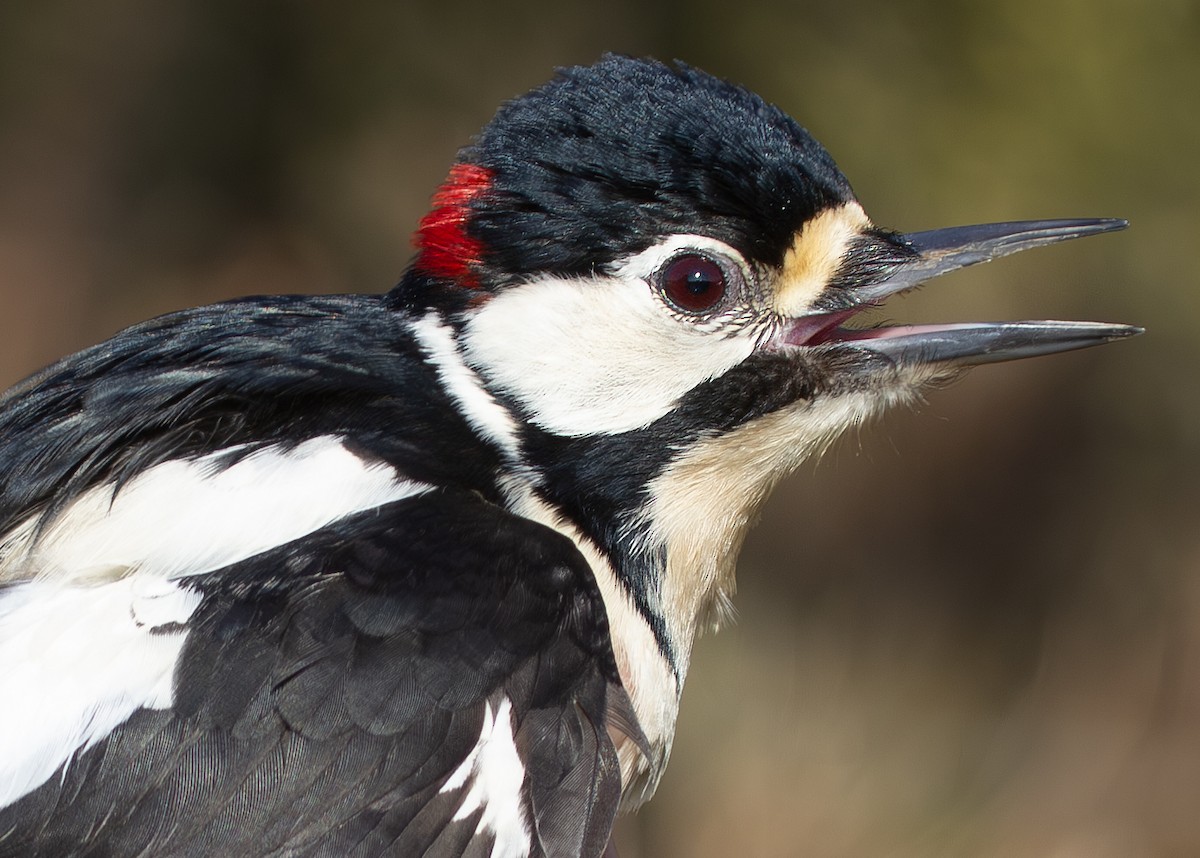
left=657, top=253, right=729, bottom=314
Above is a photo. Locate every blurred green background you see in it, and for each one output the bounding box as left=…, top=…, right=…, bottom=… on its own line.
left=0, top=0, right=1195, bottom=855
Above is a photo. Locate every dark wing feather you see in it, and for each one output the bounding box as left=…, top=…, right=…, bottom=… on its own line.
left=0, top=490, right=627, bottom=858
left=0, top=296, right=503, bottom=540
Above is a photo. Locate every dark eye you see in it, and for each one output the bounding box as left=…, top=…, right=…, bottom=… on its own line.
left=659, top=253, right=728, bottom=313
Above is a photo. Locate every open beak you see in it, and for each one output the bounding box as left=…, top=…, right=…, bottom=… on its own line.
left=784, top=217, right=1142, bottom=365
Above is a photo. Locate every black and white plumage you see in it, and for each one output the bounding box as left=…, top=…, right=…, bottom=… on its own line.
left=0, top=56, right=1136, bottom=856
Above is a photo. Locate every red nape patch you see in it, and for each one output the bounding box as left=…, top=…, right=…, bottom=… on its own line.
left=413, top=163, right=494, bottom=288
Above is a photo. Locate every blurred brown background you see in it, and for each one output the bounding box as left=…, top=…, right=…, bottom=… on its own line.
left=0, top=0, right=1195, bottom=855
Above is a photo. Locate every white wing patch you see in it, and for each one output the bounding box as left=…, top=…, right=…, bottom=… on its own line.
left=0, top=435, right=429, bottom=809
left=2, top=435, right=426, bottom=583
left=0, top=576, right=199, bottom=808
left=441, top=697, right=531, bottom=858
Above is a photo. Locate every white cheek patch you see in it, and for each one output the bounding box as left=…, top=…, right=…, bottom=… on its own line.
left=0, top=435, right=430, bottom=809
left=460, top=273, right=757, bottom=437
left=441, top=697, right=531, bottom=858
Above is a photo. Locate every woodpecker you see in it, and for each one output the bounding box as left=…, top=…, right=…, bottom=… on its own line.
left=0, top=55, right=1137, bottom=857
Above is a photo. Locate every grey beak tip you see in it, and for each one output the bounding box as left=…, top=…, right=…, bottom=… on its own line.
left=1090, top=217, right=1130, bottom=234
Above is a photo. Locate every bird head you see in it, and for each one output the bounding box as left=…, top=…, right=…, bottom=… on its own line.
left=389, top=55, right=1137, bottom=686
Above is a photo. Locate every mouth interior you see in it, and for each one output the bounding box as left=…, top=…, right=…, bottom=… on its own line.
left=784, top=306, right=992, bottom=348
left=782, top=308, right=863, bottom=347
left=783, top=303, right=930, bottom=347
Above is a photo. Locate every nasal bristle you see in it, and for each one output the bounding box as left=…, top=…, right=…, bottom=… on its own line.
left=414, top=163, right=494, bottom=287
